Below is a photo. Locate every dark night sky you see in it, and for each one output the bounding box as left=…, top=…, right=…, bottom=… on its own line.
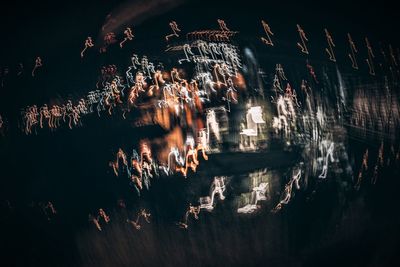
left=1, top=0, right=399, bottom=110
left=1, top=0, right=399, bottom=61
left=1, top=1, right=400, bottom=266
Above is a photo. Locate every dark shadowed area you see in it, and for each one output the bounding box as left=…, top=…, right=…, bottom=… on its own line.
left=1, top=0, right=400, bottom=266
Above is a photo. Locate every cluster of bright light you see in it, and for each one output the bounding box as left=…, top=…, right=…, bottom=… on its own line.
left=127, top=209, right=151, bottom=230
left=177, top=41, right=242, bottom=77
left=80, top=26, right=135, bottom=57
left=186, top=19, right=238, bottom=42
left=109, top=141, right=157, bottom=195
left=22, top=100, right=88, bottom=134
left=199, top=176, right=226, bottom=211
left=237, top=182, right=268, bottom=214
left=365, top=38, right=376, bottom=75
left=88, top=208, right=111, bottom=232
left=324, top=29, right=336, bottom=62
left=177, top=176, right=227, bottom=228
left=9, top=17, right=400, bottom=234
left=272, top=168, right=302, bottom=213
left=318, top=140, right=336, bottom=179
left=271, top=65, right=299, bottom=140
left=349, top=87, right=400, bottom=139
left=241, top=106, right=266, bottom=137
left=177, top=203, right=201, bottom=229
